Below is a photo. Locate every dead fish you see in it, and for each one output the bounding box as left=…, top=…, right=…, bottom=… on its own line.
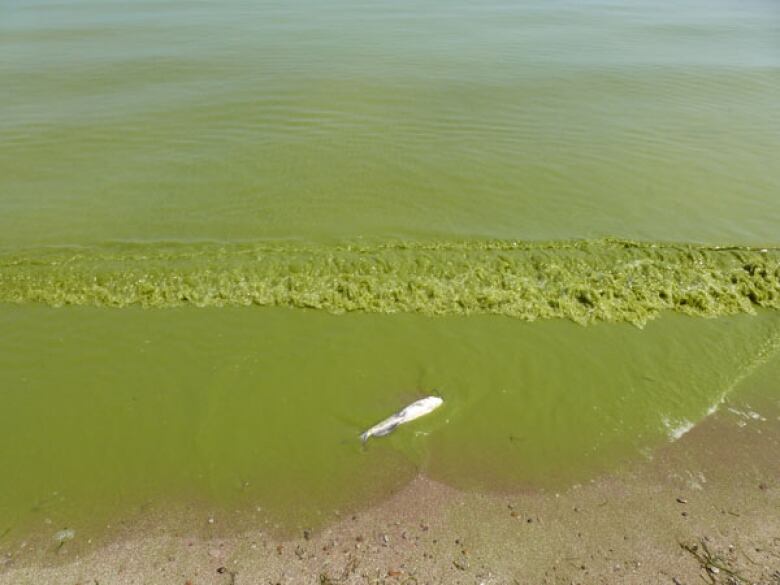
left=360, top=396, right=443, bottom=443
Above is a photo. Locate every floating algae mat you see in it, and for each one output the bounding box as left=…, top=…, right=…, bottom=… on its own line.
left=1, top=305, right=779, bottom=543
left=1, top=239, right=778, bottom=325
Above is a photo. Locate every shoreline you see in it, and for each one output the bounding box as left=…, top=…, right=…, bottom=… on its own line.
left=2, top=397, right=778, bottom=584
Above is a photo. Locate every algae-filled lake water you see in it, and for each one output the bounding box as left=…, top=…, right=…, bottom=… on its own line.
left=1, top=0, right=780, bottom=544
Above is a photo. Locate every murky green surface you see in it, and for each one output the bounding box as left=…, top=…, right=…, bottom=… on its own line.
left=1, top=0, right=780, bottom=544
left=2, top=0, right=780, bottom=246
left=1, top=306, right=778, bottom=539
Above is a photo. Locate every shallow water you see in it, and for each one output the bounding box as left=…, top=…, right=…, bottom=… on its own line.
left=1, top=306, right=778, bottom=539
left=1, top=0, right=779, bottom=545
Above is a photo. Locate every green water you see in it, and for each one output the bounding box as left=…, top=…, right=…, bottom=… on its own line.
left=1, top=0, right=780, bottom=545
left=1, top=306, right=779, bottom=538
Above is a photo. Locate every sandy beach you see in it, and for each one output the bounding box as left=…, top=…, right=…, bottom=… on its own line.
left=2, top=399, right=778, bottom=585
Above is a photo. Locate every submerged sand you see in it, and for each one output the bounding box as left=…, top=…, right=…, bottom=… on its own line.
left=1, top=405, right=778, bottom=585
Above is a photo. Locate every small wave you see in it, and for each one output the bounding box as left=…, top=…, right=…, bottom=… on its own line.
left=0, top=238, right=777, bottom=325
left=662, top=417, right=695, bottom=441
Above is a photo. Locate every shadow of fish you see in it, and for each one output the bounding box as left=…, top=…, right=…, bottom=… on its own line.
left=360, top=396, right=444, bottom=443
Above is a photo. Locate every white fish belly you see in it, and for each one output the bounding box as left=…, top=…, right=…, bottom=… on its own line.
left=361, top=396, right=443, bottom=443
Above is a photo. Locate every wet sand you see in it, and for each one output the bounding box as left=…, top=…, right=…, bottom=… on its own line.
left=1, top=405, right=779, bottom=585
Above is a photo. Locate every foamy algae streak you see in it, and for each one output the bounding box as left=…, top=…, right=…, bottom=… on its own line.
left=1, top=239, right=777, bottom=326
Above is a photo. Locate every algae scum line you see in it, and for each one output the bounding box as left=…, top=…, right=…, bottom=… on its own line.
left=1, top=238, right=778, bottom=326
